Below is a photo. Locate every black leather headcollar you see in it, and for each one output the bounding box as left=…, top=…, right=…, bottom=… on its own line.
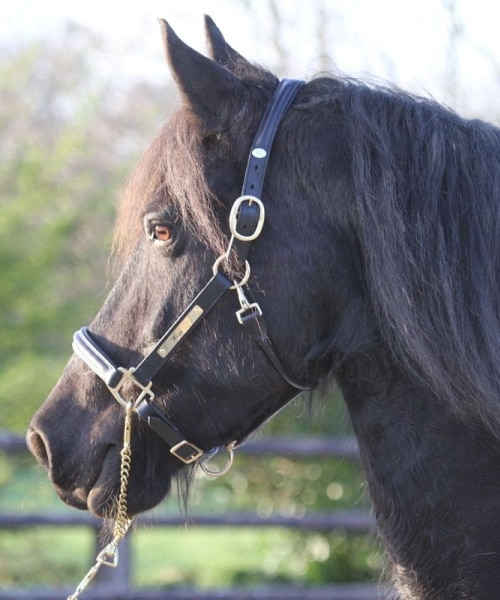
left=72, top=78, right=308, bottom=467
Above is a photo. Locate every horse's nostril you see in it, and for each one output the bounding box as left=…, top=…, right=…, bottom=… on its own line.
left=27, top=429, right=50, bottom=470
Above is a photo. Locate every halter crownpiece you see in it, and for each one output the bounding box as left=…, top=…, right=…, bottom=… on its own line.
left=72, top=78, right=308, bottom=473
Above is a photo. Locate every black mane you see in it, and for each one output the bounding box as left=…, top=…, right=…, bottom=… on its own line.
left=335, top=78, right=500, bottom=433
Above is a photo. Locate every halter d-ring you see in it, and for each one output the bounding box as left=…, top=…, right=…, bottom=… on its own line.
left=212, top=255, right=251, bottom=289
left=199, top=442, right=236, bottom=477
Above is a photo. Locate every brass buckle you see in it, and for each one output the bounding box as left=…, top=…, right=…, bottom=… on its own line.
left=170, top=440, right=204, bottom=464
left=229, top=195, right=265, bottom=241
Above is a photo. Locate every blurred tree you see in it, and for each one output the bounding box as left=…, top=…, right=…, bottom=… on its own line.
left=0, top=24, right=170, bottom=431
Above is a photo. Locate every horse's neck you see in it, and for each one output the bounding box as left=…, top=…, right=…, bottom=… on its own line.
left=337, top=349, right=500, bottom=600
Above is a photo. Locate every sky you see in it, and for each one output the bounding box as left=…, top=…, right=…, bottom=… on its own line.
left=2, top=0, right=500, bottom=119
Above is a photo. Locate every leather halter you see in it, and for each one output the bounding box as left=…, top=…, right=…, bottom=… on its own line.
left=72, top=79, right=308, bottom=470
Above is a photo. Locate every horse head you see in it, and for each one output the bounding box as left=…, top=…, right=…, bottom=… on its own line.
left=27, top=17, right=366, bottom=518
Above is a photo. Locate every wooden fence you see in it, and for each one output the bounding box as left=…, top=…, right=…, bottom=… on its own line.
left=0, top=431, right=390, bottom=600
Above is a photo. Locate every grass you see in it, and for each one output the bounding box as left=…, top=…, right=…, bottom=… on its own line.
left=0, top=528, right=94, bottom=587
left=132, top=527, right=303, bottom=588
left=0, top=523, right=380, bottom=590
left=0, top=523, right=298, bottom=588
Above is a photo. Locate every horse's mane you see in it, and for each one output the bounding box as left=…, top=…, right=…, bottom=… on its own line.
left=337, top=78, right=500, bottom=434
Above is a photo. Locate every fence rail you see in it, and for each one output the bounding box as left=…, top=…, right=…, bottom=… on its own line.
left=1, top=431, right=361, bottom=458
left=0, top=432, right=389, bottom=600
left=0, top=584, right=389, bottom=600
left=0, top=509, right=375, bottom=534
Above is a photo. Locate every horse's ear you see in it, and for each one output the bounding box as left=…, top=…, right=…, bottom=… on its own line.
left=159, top=19, right=242, bottom=130
left=204, top=15, right=271, bottom=81
left=204, top=15, right=247, bottom=71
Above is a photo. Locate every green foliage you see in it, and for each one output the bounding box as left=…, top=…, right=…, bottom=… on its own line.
left=0, top=27, right=166, bottom=431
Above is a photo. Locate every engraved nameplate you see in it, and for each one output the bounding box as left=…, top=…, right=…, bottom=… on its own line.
left=156, top=305, right=204, bottom=358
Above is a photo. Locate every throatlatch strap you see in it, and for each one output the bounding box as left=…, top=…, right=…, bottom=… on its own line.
left=239, top=311, right=311, bottom=392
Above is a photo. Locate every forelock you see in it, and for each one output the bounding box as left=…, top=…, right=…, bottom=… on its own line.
left=113, top=109, right=227, bottom=264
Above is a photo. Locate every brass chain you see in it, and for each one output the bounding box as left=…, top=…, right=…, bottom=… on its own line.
left=67, top=402, right=134, bottom=600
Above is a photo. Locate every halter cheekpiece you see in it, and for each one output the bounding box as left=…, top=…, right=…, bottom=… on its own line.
left=72, top=79, right=308, bottom=474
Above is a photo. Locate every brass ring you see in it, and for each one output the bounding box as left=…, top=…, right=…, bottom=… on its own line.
left=212, top=255, right=251, bottom=289
left=199, top=444, right=235, bottom=478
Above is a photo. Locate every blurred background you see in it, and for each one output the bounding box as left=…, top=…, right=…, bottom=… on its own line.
left=1, top=0, right=499, bottom=595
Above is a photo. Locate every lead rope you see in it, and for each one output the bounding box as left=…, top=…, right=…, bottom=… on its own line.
left=67, top=401, right=134, bottom=600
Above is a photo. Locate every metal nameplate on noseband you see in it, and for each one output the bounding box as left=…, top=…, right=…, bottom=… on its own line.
left=156, top=305, right=204, bottom=358
left=133, top=272, right=232, bottom=386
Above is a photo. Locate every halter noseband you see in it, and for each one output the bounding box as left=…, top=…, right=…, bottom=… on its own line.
left=72, top=79, right=308, bottom=473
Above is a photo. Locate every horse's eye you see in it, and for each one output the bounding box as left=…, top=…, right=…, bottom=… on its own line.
left=144, top=212, right=178, bottom=247
left=152, top=224, right=172, bottom=243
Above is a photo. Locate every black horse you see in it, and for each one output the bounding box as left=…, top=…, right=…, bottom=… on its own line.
left=28, top=16, right=500, bottom=599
